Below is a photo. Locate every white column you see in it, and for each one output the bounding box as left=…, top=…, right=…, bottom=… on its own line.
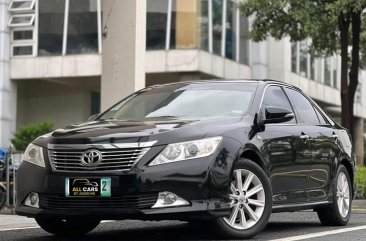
left=267, top=37, right=290, bottom=81
left=248, top=16, right=268, bottom=79
left=101, top=0, right=146, bottom=110
left=250, top=41, right=268, bottom=79
left=0, top=0, right=17, bottom=148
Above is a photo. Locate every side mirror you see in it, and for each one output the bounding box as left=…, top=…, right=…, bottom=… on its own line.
left=88, top=113, right=100, bottom=121
left=258, top=106, right=294, bottom=125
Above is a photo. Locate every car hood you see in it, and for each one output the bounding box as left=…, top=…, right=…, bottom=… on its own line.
left=34, top=116, right=244, bottom=148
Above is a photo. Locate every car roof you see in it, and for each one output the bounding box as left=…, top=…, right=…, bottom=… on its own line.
left=149, top=79, right=302, bottom=92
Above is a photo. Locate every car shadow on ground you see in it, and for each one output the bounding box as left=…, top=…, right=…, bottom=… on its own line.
left=15, top=220, right=325, bottom=241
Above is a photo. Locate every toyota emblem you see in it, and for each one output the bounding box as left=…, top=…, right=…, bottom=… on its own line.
left=81, top=149, right=102, bottom=166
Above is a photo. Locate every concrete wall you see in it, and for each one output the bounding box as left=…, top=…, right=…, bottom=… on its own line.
left=10, top=54, right=101, bottom=79
left=146, top=50, right=251, bottom=79
left=17, top=80, right=92, bottom=129
left=0, top=0, right=17, bottom=148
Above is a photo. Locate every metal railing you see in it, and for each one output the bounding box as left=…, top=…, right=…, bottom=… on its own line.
left=1, top=152, right=23, bottom=210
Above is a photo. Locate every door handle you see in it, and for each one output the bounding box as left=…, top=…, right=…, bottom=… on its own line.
left=300, top=134, right=310, bottom=140
left=332, top=134, right=339, bottom=140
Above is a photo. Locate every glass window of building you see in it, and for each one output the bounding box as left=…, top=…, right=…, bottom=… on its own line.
left=38, top=0, right=65, bottom=56
left=8, top=14, right=35, bottom=27
left=291, top=42, right=297, bottom=73
left=170, top=0, right=199, bottom=49
left=315, top=59, right=323, bottom=83
left=332, top=57, right=338, bottom=88
left=67, top=0, right=98, bottom=54
left=239, top=15, right=249, bottom=65
left=13, top=45, right=33, bottom=56
left=310, top=54, right=315, bottom=80
left=199, top=0, right=209, bottom=51
left=212, top=0, right=223, bottom=55
left=324, top=57, right=332, bottom=86
left=299, top=41, right=308, bottom=77
left=355, top=84, right=362, bottom=104
left=146, top=0, right=168, bottom=50
left=12, top=29, right=33, bottom=41
left=170, top=0, right=177, bottom=49
left=9, top=0, right=35, bottom=12
left=225, top=0, right=237, bottom=60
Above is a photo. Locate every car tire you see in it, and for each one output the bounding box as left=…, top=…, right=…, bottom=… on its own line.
left=316, top=164, right=352, bottom=226
left=214, top=159, right=272, bottom=239
left=35, top=217, right=100, bottom=236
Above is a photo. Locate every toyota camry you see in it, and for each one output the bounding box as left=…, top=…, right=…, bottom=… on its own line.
left=16, top=80, right=355, bottom=238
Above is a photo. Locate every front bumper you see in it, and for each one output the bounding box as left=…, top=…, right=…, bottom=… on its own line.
left=16, top=148, right=234, bottom=220
left=16, top=200, right=229, bottom=220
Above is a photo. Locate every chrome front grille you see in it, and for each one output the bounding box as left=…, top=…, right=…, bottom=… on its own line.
left=48, top=143, right=154, bottom=172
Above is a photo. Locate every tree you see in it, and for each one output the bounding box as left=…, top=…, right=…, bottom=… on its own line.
left=11, top=121, right=53, bottom=151
left=240, top=0, right=366, bottom=161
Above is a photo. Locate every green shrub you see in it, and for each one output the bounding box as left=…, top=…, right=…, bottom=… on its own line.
left=355, top=166, right=366, bottom=199
left=11, top=121, right=53, bottom=151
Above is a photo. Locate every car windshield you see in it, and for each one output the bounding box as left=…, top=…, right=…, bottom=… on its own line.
left=98, top=82, right=257, bottom=121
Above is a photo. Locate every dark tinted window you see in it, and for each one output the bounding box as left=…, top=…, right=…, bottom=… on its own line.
left=261, top=86, right=295, bottom=123
left=285, top=88, right=320, bottom=125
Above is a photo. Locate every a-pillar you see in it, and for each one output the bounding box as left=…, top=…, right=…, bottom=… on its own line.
left=353, top=117, right=364, bottom=166
left=101, top=0, right=146, bottom=110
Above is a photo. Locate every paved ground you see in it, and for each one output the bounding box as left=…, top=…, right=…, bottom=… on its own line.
left=0, top=201, right=365, bottom=241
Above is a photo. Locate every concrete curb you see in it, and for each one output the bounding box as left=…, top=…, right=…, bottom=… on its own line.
left=353, top=199, right=366, bottom=211
left=0, top=214, right=37, bottom=230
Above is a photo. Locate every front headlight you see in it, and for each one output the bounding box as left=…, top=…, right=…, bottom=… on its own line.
left=149, top=137, right=222, bottom=166
left=24, top=143, right=45, bottom=168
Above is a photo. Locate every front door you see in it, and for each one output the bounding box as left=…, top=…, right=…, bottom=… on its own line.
left=259, top=85, right=311, bottom=205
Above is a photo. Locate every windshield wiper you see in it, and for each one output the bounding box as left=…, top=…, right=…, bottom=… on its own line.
left=147, top=115, right=182, bottom=119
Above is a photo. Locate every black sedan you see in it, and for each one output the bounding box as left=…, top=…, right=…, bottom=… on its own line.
left=15, top=80, right=355, bottom=239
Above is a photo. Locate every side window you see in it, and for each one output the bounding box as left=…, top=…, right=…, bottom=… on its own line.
left=314, top=107, right=328, bottom=125
left=285, top=88, right=320, bottom=125
left=261, top=86, right=295, bottom=123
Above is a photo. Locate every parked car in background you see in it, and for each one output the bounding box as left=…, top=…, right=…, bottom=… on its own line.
left=15, top=80, right=355, bottom=239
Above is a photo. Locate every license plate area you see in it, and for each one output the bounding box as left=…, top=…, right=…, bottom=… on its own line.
left=65, top=177, right=111, bottom=197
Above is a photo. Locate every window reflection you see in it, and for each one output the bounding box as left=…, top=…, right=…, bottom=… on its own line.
left=146, top=0, right=168, bottom=50
left=38, top=0, right=65, bottom=56
left=67, top=0, right=98, bottom=54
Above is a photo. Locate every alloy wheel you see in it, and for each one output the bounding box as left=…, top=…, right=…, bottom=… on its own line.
left=223, top=169, right=266, bottom=230
left=336, top=172, right=350, bottom=218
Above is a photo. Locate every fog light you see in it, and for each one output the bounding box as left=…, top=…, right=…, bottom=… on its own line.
left=164, top=193, right=177, bottom=204
left=152, top=192, right=189, bottom=208
left=25, top=192, right=39, bottom=208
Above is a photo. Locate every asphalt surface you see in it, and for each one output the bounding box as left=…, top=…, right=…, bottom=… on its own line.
left=1, top=210, right=366, bottom=241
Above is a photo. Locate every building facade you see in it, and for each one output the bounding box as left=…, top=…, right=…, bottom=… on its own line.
left=0, top=0, right=365, bottom=163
